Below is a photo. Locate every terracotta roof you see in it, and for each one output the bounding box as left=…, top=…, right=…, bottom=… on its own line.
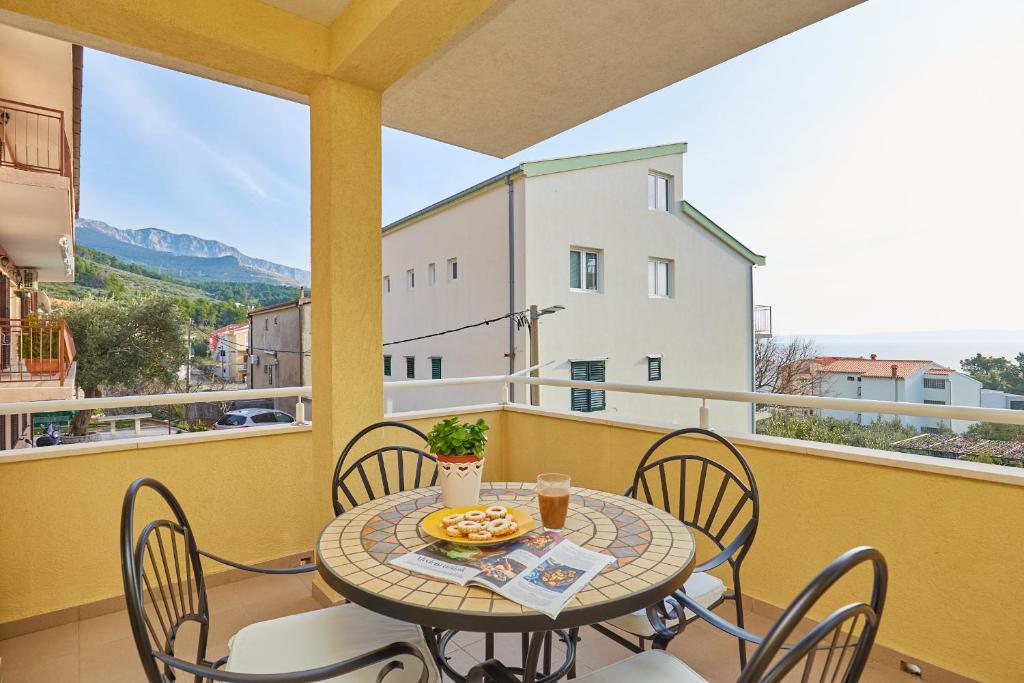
left=209, top=322, right=248, bottom=350
left=892, top=433, right=1024, bottom=461
left=812, top=356, right=950, bottom=379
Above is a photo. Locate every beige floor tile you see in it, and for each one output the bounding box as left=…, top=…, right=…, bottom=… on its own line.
left=0, top=622, right=78, bottom=671
left=78, top=610, right=134, bottom=652
left=1, top=653, right=79, bottom=683
left=79, top=635, right=145, bottom=683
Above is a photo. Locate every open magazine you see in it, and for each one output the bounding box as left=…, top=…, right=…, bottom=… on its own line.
left=390, top=531, right=614, bottom=619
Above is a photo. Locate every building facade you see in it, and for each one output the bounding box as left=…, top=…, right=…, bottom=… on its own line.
left=980, top=389, right=1024, bottom=411
left=248, top=298, right=311, bottom=415
left=0, top=25, right=81, bottom=448
left=381, top=144, right=764, bottom=432
left=813, top=355, right=982, bottom=434
left=209, top=322, right=249, bottom=383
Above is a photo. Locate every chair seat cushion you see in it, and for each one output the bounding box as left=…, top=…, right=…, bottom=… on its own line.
left=574, top=650, right=708, bottom=682
left=605, top=571, right=726, bottom=637
left=227, top=603, right=439, bottom=682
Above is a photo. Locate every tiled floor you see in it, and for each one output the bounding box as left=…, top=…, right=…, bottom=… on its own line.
left=0, top=572, right=912, bottom=682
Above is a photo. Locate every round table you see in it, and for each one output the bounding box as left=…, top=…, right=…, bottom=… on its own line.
left=317, top=482, right=696, bottom=681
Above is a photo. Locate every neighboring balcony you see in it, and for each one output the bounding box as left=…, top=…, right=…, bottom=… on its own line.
left=0, top=317, right=76, bottom=401
left=753, top=304, right=772, bottom=338
left=0, top=97, right=76, bottom=283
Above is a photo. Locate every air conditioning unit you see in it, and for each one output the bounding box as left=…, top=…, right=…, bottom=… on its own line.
left=17, top=269, right=39, bottom=290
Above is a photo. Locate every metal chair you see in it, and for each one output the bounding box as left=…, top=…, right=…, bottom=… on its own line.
left=468, top=546, right=888, bottom=683
left=332, top=421, right=438, bottom=515
left=591, top=427, right=759, bottom=663
left=122, top=476, right=438, bottom=682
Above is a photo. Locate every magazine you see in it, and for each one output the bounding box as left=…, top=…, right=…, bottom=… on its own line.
left=390, top=531, right=615, bottom=619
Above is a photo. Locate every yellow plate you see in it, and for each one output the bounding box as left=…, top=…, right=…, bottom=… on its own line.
left=420, top=505, right=536, bottom=545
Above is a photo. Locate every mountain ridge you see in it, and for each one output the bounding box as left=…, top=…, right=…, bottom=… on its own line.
left=76, top=218, right=311, bottom=287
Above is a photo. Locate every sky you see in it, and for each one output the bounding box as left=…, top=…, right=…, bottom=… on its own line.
left=79, top=0, right=1024, bottom=337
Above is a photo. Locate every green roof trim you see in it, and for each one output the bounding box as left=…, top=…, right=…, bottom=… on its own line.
left=382, top=168, right=523, bottom=234
left=521, top=142, right=688, bottom=177
left=680, top=201, right=765, bottom=266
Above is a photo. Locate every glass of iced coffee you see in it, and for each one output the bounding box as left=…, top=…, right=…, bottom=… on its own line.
left=536, top=473, right=571, bottom=531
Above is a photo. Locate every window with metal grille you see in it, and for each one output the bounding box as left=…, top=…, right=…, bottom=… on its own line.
left=569, top=249, right=600, bottom=291
left=405, top=356, right=415, bottom=378
left=647, top=356, right=662, bottom=381
left=570, top=360, right=606, bottom=412
left=383, top=355, right=391, bottom=377
left=924, top=399, right=946, bottom=405
left=431, top=357, right=442, bottom=380
left=923, top=378, right=945, bottom=389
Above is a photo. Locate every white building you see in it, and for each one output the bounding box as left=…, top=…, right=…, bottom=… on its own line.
left=812, top=355, right=982, bottom=434
left=980, top=389, right=1024, bottom=411
left=382, top=143, right=764, bottom=432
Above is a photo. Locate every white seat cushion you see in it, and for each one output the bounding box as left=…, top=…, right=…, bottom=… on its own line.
left=574, top=650, right=708, bottom=682
left=605, top=571, right=726, bottom=638
left=227, top=603, right=439, bottom=682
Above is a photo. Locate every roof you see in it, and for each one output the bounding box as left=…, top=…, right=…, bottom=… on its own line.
left=892, top=433, right=1024, bottom=461
left=248, top=297, right=310, bottom=318
left=382, top=143, right=764, bottom=266
left=812, top=356, right=949, bottom=379
left=209, top=322, right=249, bottom=350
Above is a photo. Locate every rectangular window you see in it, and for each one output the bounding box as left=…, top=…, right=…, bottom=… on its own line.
left=447, top=258, right=458, bottom=281
left=647, top=259, right=672, bottom=298
left=570, top=360, right=606, bottom=412
left=428, top=263, right=436, bottom=285
left=406, top=269, right=415, bottom=289
left=647, top=172, right=671, bottom=211
left=847, top=376, right=855, bottom=381
left=383, top=355, right=391, bottom=377
left=570, top=249, right=600, bottom=291
left=383, top=276, right=391, bottom=294
left=405, top=356, right=415, bottom=378
left=431, top=357, right=442, bottom=380
left=647, top=355, right=662, bottom=381
left=924, top=399, right=946, bottom=405
left=1010, top=400, right=1024, bottom=410
left=923, top=378, right=946, bottom=389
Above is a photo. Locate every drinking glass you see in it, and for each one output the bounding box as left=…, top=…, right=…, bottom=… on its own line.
left=536, top=473, right=571, bottom=531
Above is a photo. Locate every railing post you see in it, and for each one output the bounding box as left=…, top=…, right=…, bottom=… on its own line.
left=699, top=399, right=710, bottom=430
left=295, top=397, right=306, bottom=424
left=502, top=381, right=510, bottom=405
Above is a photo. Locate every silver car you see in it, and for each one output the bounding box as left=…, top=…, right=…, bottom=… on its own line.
left=212, top=408, right=295, bottom=429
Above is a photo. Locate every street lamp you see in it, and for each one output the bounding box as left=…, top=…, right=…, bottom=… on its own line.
left=528, top=304, right=564, bottom=406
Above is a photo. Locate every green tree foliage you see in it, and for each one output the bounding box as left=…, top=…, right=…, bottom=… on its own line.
left=965, top=421, right=1024, bottom=441
left=61, top=297, right=188, bottom=434
left=960, top=352, right=1024, bottom=393
left=756, top=411, right=920, bottom=450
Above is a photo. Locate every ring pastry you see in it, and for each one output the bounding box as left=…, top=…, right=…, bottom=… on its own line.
left=442, top=513, right=466, bottom=526
left=467, top=530, right=493, bottom=541
left=445, top=525, right=465, bottom=537
left=463, top=510, right=488, bottom=522
left=485, top=505, right=509, bottom=519
left=485, top=519, right=514, bottom=536
left=456, top=520, right=483, bottom=532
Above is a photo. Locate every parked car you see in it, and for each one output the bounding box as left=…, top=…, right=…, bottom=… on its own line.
left=212, top=408, right=295, bottom=429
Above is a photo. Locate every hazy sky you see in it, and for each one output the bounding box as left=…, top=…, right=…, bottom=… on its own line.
left=80, top=0, right=1024, bottom=336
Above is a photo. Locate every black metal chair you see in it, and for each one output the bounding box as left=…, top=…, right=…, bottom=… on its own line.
left=591, top=427, right=759, bottom=664
left=332, top=421, right=438, bottom=515
left=122, top=476, right=438, bottom=682
left=468, top=546, right=888, bottom=683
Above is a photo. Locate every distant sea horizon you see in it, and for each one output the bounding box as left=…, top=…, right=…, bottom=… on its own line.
left=776, top=330, right=1024, bottom=371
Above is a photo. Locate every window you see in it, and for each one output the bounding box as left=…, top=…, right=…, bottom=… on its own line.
left=252, top=412, right=277, bottom=424
left=923, top=378, right=946, bottom=389
left=431, top=357, right=442, bottom=380
left=923, top=399, right=946, bottom=405
left=569, top=249, right=600, bottom=291
left=1010, top=400, right=1024, bottom=411
left=406, top=269, right=415, bottom=289
left=447, top=258, right=458, bottom=281
left=428, top=263, right=436, bottom=285
left=383, top=276, right=391, bottom=294
left=383, top=355, right=391, bottom=377
left=570, top=360, right=606, bottom=412
left=847, top=376, right=855, bottom=381
left=648, top=259, right=672, bottom=298
left=647, top=172, right=671, bottom=211
left=274, top=412, right=294, bottom=423
left=647, top=355, right=662, bottom=382
left=405, top=356, right=415, bottom=378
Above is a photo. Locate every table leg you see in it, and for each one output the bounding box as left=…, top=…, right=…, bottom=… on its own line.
left=567, top=629, right=579, bottom=679
left=543, top=632, right=552, bottom=675
left=485, top=632, right=494, bottom=660
left=522, top=631, right=546, bottom=683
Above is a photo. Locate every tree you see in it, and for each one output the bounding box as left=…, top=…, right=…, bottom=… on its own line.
left=960, top=352, right=1024, bottom=393
left=755, top=337, right=818, bottom=395
left=965, top=421, right=1024, bottom=441
left=61, top=297, right=188, bottom=434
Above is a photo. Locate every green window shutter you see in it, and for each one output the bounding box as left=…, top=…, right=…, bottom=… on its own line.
left=383, top=355, right=391, bottom=376
left=431, top=357, right=442, bottom=380
left=406, top=356, right=415, bottom=378
left=569, top=251, right=581, bottom=289
left=570, top=361, right=590, bottom=412
left=647, top=356, right=661, bottom=381
left=588, top=360, right=606, bottom=411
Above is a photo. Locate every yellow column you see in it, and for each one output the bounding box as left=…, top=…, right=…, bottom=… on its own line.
left=309, top=76, right=383, bottom=529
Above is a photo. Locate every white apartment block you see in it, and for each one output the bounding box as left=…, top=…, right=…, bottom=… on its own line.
left=813, top=355, right=982, bottom=434
left=381, top=144, right=764, bottom=432
left=980, top=389, right=1024, bottom=411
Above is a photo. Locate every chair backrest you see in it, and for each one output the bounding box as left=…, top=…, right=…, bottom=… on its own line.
left=121, top=477, right=211, bottom=683
left=738, top=546, right=888, bottom=683
left=628, top=427, right=759, bottom=567
left=332, top=420, right=438, bottom=515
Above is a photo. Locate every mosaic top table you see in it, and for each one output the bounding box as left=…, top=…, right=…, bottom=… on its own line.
left=316, top=482, right=696, bottom=634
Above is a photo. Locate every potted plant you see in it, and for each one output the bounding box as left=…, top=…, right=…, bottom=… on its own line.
left=19, top=314, right=62, bottom=375
left=426, top=417, right=489, bottom=507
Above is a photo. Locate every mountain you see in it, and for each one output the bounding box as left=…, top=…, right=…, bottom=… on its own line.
left=76, top=219, right=311, bottom=287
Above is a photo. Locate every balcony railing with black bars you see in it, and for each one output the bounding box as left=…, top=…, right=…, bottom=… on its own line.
left=0, top=317, right=76, bottom=386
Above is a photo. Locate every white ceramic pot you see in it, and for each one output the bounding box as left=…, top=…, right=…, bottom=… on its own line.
left=437, top=455, right=485, bottom=507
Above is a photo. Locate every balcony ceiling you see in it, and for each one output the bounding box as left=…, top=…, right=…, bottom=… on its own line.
left=0, top=169, right=72, bottom=282
left=259, top=0, right=352, bottom=25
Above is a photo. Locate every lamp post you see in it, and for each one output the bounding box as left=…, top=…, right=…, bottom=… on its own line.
left=528, top=304, right=565, bottom=406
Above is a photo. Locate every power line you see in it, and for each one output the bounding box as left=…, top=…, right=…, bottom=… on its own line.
left=383, top=310, right=530, bottom=347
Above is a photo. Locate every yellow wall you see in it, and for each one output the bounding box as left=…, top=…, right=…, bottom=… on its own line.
left=499, top=409, right=1022, bottom=683
left=0, top=430, right=315, bottom=624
